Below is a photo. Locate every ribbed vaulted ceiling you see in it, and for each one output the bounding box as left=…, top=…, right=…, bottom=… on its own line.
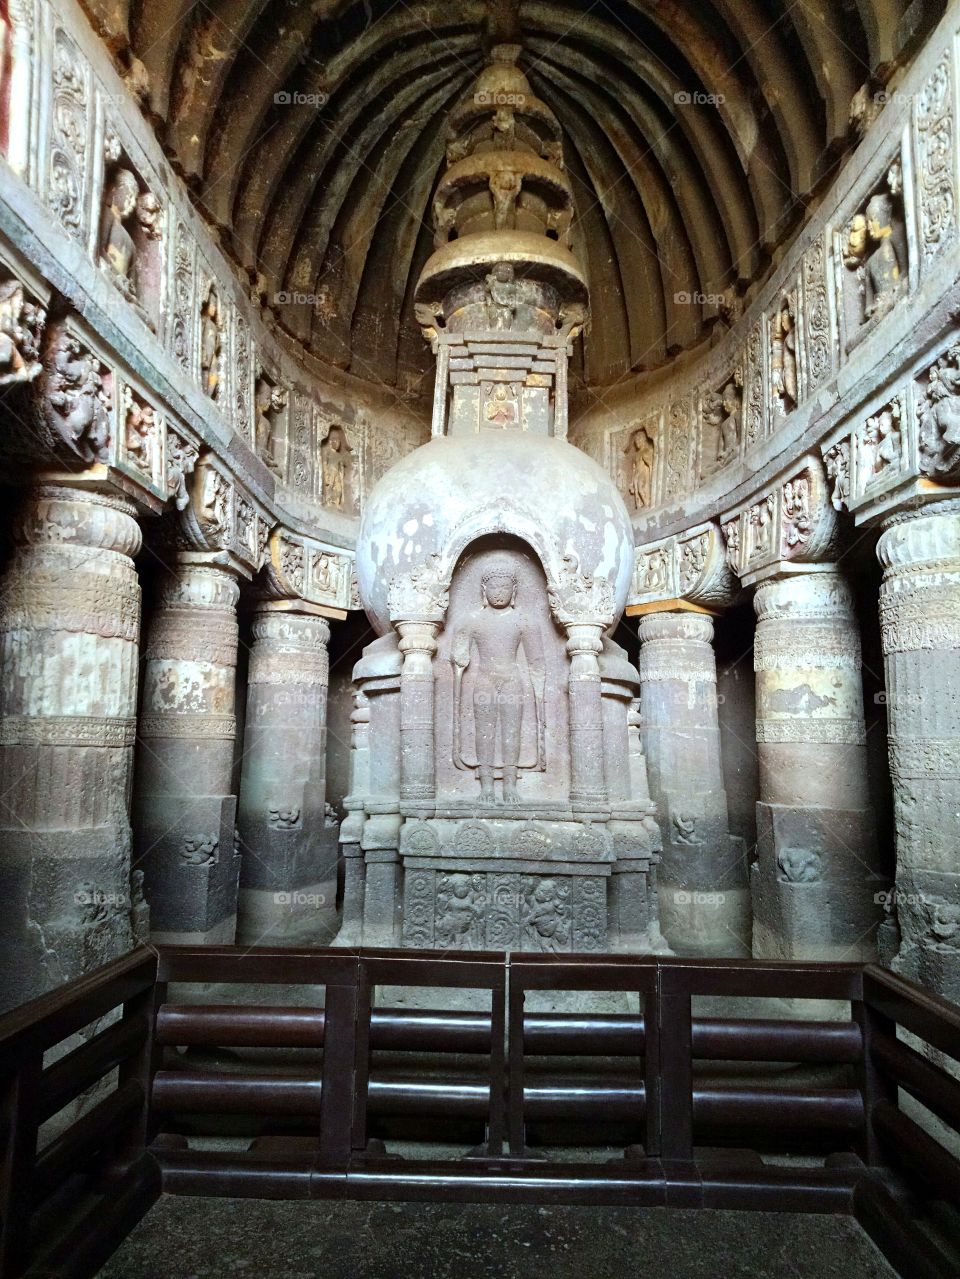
left=114, top=0, right=941, bottom=392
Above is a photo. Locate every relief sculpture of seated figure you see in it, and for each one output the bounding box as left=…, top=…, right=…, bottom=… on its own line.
left=451, top=566, right=545, bottom=806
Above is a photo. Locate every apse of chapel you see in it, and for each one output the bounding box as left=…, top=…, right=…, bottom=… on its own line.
left=70, top=0, right=944, bottom=391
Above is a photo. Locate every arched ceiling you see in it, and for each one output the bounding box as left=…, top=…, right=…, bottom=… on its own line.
left=109, top=0, right=941, bottom=393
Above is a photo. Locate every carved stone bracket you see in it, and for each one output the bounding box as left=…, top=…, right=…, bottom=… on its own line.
left=178, top=453, right=271, bottom=577
left=628, top=521, right=737, bottom=614
left=721, top=454, right=839, bottom=585
left=387, top=554, right=449, bottom=624
left=821, top=337, right=960, bottom=525
left=264, top=527, right=352, bottom=615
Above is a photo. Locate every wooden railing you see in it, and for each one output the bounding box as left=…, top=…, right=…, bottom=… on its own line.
left=0, top=947, right=160, bottom=1279
left=1, top=946, right=960, bottom=1276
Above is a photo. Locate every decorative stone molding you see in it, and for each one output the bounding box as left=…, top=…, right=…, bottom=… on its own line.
left=264, top=528, right=352, bottom=615
left=628, top=521, right=736, bottom=613
left=178, top=453, right=271, bottom=577
left=721, top=455, right=839, bottom=585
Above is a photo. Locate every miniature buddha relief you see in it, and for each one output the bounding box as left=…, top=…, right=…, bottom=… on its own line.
left=254, top=373, right=286, bottom=478
left=199, top=284, right=222, bottom=400
left=98, top=160, right=162, bottom=330
left=320, top=423, right=358, bottom=510
left=626, top=424, right=655, bottom=509
left=771, top=294, right=798, bottom=415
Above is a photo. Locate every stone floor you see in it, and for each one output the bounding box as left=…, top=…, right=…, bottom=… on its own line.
left=98, top=1196, right=897, bottom=1279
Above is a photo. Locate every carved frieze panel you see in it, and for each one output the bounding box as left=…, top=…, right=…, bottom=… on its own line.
left=661, top=397, right=693, bottom=502
left=913, top=49, right=957, bottom=273
left=722, top=455, right=838, bottom=581
left=769, top=279, right=802, bottom=423
left=266, top=527, right=353, bottom=610
left=287, top=390, right=313, bottom=493
left=232, top=309, right=252, bottom=444
left=170, top=220, right=195, bottom=374
left=801, top=231, right=835, bottom=393
left=743, top=318, right=765, bottom=448
left=400, top=866, right=607, bottom=951
left=628, top=522, right=735, bottom=610
left=47, top=28, right=90, bottom=242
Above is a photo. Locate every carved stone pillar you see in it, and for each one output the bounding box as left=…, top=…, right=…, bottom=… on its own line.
left=396, top=620, right=440, bottom=811
left=0, top=485, right=140, bottom=1011
left=565, top=622, right=608, bottom=814
left=877, top=501, right=960, bottom=1000
left=638, top=610, right=749, bottom=955
left=236, top=605, right=336, bottom=945
left=752, top=570, right=881, bottom=961
left=133, top=554, right=241, bottom=944
left=336, top=690, right=369, bottom=946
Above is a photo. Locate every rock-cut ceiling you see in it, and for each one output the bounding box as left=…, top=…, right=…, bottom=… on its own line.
left=107, top=0, right=943, bottom=394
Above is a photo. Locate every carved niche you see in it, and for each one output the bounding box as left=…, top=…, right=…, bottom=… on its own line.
left=253, top=371, right=287, bottom=479
left=838, top=159, right=908, bottom=350
left=320, top=421, right=359, bottom=511
left=199, top=281, right=224, bottom=401
left=98, top=133, right=163, bottom=331
left=434, top=536, right=567, bottom=808
left=770, top=287, right=800, bottom=418
left=699, top=376, right=741, bottom=478
left=120, top=382, right=163, bottom=491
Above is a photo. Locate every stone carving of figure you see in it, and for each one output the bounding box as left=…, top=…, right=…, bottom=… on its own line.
left=200, top=284, right=222, bottom=400
left=313, top=551, right=338, bottom=595
left=0, top=280, right=44, bottom=385
left=255, top=377, right=285, bottom=478
left=919, top=347, right=960, bottom=480
left=489, top=166, right=523, bottom=230
left=750, top=495, right=775, bottom=556
left=777, top=847, right=822, bottom=883
left=124, top=392, right=158, bottom=477
left=673, top=812, right=700, bottom=845
left=484, top=382, right=519, bottom=427
left=43, top=330, right=111, bottom=462
left=863, top=403, right=902, bottom=480
left=485, top=262, right=519, bottom=330
left=628, top=426, right=654, bottom=509
left=99, top=168, right=140, bottom=291
left=436, top=873, right=485, bottom=949
left=863, top=193, right=903, bottom=319
left=522, top=878, right=570, bottom=952
left=452, top=566, right=545, bottom=805
left=181, top=834, right=218, bottom=866
left=771, top=296, right=798, bottom=412
left=322, top=431, right=346, bottom=509
left=717, top=382, right=741, bottom=464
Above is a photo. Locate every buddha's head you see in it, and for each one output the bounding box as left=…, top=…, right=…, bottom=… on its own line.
left=481, top=568, right=517, bottom=608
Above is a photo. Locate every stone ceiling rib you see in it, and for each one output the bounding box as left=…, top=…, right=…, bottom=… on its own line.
left=108, top=0, right=946, bottom=391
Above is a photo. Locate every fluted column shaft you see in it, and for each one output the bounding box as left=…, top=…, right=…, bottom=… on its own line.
left=877, top=501, right=960, bottom=1000
left=638, top=611, right=748, bottom=955
left=236, top=605, right=334, bottom=945
left=0, top=485, right=140, bottom=1011
left=133, top=555, right=240, bottom=944
left=752, top=569, right=880, bottom=961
